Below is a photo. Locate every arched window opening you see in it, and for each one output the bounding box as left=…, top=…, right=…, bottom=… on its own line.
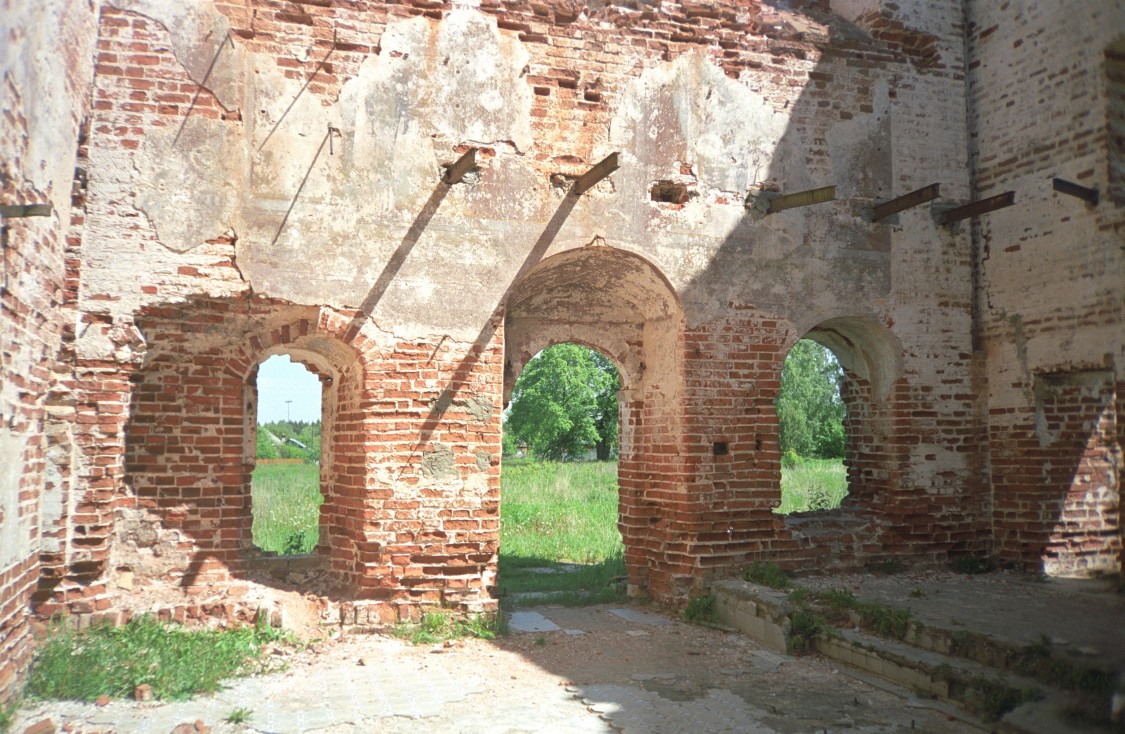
left=498, top=343, right=625, bottom=605
left=252, top=354, right=324, bottom=555
left=774, top=339, right=849, bottom=514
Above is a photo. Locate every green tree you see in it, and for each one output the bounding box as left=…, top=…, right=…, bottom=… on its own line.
left=256, top=428, right=280, bottom=459
left=776, top=339, right=845, bottom=459
left=505, top=344, right=620, bottom=461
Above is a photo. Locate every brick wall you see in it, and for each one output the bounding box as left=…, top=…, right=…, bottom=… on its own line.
left=0, top=0, right=99, bottom=702
left=967, top=1, right=1125, bottom=574
left=39, top=0, right=991, bottom=631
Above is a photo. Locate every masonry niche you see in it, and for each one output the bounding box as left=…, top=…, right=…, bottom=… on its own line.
left=503, top=246, right=684, bottom=598
left=122, top=300, right=368, bottom=593
left=767, top=317, right=915, bottom=568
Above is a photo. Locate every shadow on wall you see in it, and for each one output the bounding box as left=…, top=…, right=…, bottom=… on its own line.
left=990, top=370, right=1122, bottom=577
left=621, top=0, right=975, bottom=582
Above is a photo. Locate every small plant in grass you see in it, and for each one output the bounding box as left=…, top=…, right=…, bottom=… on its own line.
left=743, top=561, right=790, bottom=589
left=226, top=707, right=253, bottom=724
left=683, top=593, right=717, bottom=624
left=392, top=611, right=498, bottom=645
left=909, top=587, right=927, bottom=598
left=28, top=615, right=289, bottom=702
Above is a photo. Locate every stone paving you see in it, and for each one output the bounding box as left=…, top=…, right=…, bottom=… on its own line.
left=14, top=604, right=986, bottom=734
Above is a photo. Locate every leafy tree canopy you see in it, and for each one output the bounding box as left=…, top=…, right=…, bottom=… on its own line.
left=776, top=339, right=845, bottom=459
left=505, top=344, right=620, bottom=461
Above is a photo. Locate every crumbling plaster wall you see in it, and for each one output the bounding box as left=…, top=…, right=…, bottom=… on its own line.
left=54, top=0, right=986, bottom=618
left=0, top=0, right=101, bottom=701
left=966, top=0, right=1125, bottom=576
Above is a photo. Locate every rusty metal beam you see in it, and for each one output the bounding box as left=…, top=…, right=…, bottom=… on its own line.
left=442, top=147, right=478, bottom=185
left=572, top=152, right=619, bottom=196
left=937, top=191, right=1015, bottom=226
left=1052, top=178, right=1099, bottom=206
left=765, top=185, right=835, bottom=214
left=0, top=203, right=52, bottom=218
left=872, top=183, right=941, bottom=221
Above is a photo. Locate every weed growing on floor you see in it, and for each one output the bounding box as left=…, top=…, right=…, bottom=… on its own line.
left=683, top=594, right=717, bottom=624
left=788, top=610, right=827, bottom=654
left=28, top=616, right=290, bottom=702
left=226, top=707, right=253, bottom=724
left=808, top=589, right=912, bottom=640
left=392, top=612, right=499, bottom=645
left=742, top=561, right=790, bottom=589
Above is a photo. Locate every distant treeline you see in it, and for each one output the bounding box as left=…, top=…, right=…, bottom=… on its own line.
left=256, top=420, right=321, bottom=463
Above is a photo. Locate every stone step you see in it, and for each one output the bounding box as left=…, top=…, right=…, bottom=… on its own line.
left=713, top=578, right=1119, bottom=730
left=817, top=627, right=1043, bottom=724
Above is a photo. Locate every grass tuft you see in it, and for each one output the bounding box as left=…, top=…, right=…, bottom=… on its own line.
left=28, top=616, right=289, bottom=702
left=392, top=612, right=499, bottom=645
left=743, top=561, right=790, bottom=589
left=0, top=699, right=19, bottom=733
left=226, top=707, right=253, bottom=724
left=683, top=594, right=717, bottom=624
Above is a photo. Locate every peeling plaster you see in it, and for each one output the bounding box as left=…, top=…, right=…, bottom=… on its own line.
left=0, top=430, right=34, bottom=567
left=109, top=0, right=244, bottom=110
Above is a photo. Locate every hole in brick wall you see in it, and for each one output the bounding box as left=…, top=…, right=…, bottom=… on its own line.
left=774, top=338, right=850, bottom=515
left=499, top=342, right=624, bottom=601
left=252, top=354, right=323, bottom=557
left=650, top=181, right=690, bottom=204
left=712, top=441, right=729, bottom=456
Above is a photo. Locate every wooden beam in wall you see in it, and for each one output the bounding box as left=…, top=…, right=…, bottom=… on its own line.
left=937, top=191, right=1015, bottom=225
left=0, top=203, right=52, bottom=218
left=1052, top=178, right=1099, bottom=206
left=765, top=185, right=836, bottom=214
left=872, top=183, right=941, bottom=221
left=442, top=147, right=479, bottom=185
left=572, top=153, right=619, bottom=196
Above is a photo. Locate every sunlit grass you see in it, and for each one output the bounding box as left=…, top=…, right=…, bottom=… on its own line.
left=28, top=616, right=289, bottom=702
left=776, top=458, right=848, bottom=514
left=251, top=463, right=322, bottom=554
left=499, top=459, right=625, bottom=606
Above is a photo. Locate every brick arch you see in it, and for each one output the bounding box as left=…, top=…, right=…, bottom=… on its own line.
left=235, top=323, right=371, bottom=589
left=116, top=299, right=389, bottom=600
left=778, top=316, right=903, bottom=517
left=503, top=245, right=686, bottom=598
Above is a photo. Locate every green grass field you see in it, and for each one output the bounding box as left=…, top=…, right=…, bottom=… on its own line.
left=250, top=455, right=846, bottom=588
left=251, top=463, right=322, bottom=554
left=776, top=458, right=848, bottom=514
left=499, top=459, right=626, bottom=606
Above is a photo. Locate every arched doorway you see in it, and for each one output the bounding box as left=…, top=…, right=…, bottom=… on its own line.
left=504, top=246, right=684, bottom=598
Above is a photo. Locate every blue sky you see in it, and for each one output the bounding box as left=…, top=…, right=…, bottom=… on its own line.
left=257, top=355, right=322, bottom=424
